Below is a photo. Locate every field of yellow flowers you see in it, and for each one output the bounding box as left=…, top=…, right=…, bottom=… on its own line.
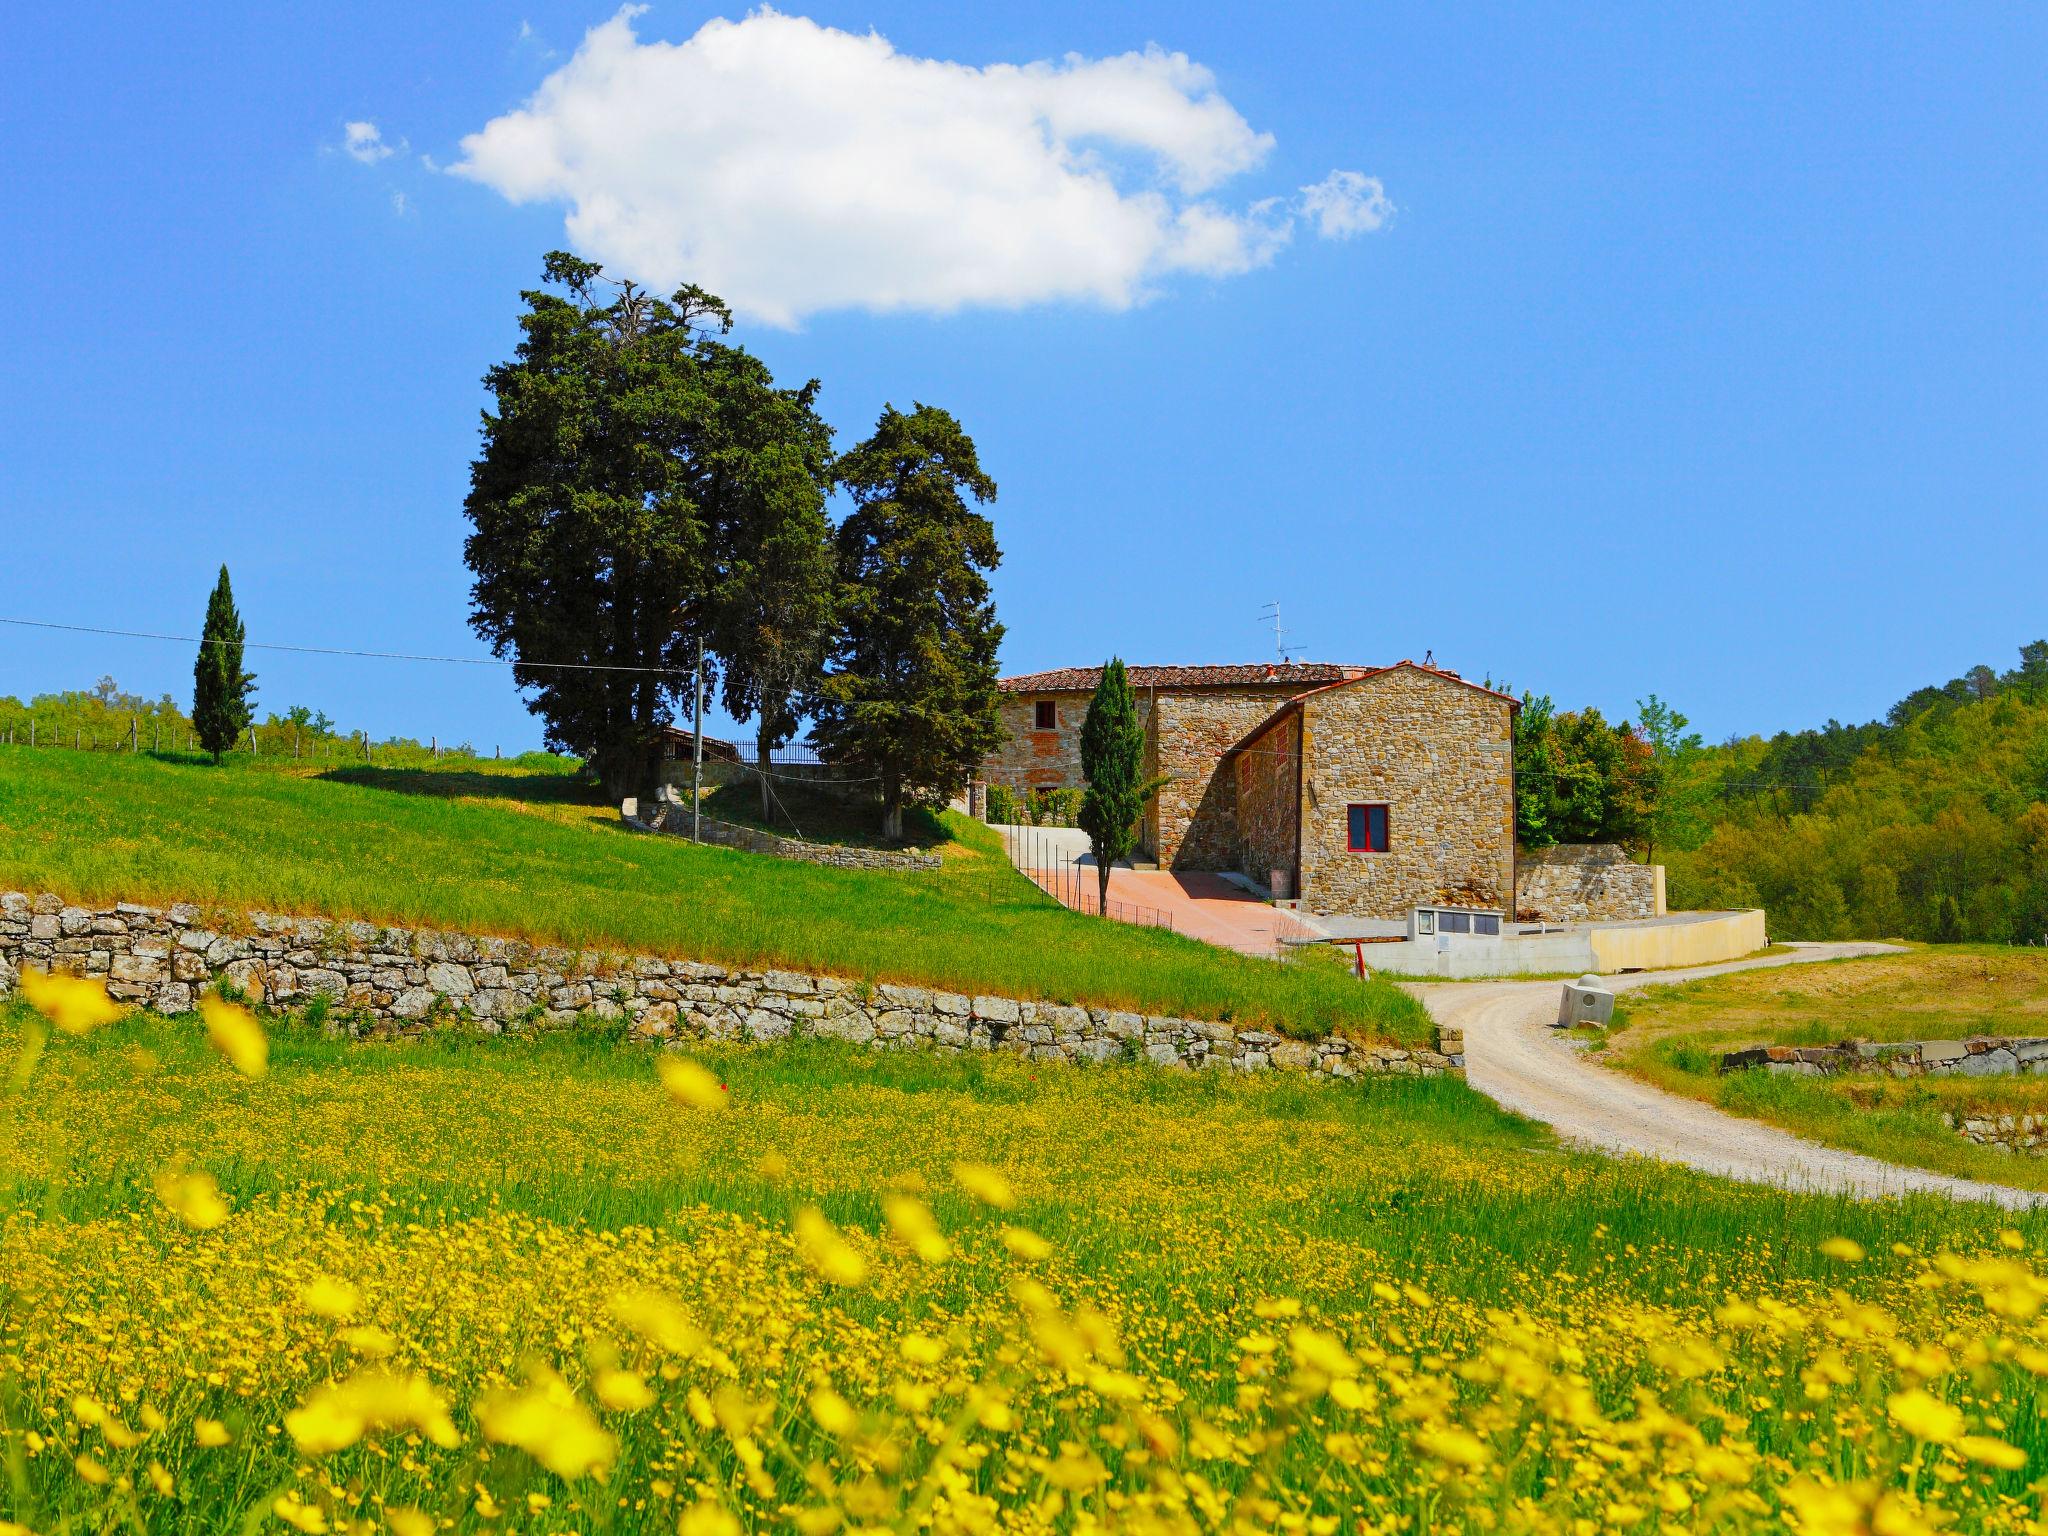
left=6, top=974, right=2048, bottom=1536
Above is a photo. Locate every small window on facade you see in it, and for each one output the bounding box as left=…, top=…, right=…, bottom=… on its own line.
left=1441, top=910, right=1472, bottom=935
left=1416, top=910, right=1435, bottom=936
left=1034, top=700, right=1057, bottom=730
left=1345, top=803, right=1390, bottom=853
left=1475, top=914, right=1501, bottom=937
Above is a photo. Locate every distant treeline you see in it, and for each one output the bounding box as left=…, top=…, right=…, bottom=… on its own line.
left=0, top=677, right=565, bottom=769
left=1668, top=642, right=2048, bottom=944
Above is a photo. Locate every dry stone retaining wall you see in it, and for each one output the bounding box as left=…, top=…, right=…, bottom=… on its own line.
left=1722, top=1036, right=2048, bottom=1078
left=1944, top=1112, right=2048, bottom=1154
left=0, top=890, right=1460, bottom=1078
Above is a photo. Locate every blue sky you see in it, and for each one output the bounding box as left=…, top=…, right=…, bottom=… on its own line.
left=3, top=3, right=2044, bottom=751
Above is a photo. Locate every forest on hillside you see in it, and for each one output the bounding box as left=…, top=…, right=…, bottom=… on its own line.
left=1669, top=643, right=2048, bottom=944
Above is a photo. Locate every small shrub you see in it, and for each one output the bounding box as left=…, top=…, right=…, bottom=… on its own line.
left=985, top=784, right=1020, bottom=825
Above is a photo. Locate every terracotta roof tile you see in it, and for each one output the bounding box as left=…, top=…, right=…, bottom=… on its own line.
left=999, top=663, right=1368, bottom=693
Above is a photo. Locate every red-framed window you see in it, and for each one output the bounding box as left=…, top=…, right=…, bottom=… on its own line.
left=1346, top=803, right=1390, bottom=853
left=1034, top=700, right=1057, bottom=730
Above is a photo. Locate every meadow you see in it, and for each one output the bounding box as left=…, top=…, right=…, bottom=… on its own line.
left=0, top=747, right=1424, bottom=1042
left=7, top=982, right=2048, bottom=1535
left=1599, top=947, right=2048, bottom=1189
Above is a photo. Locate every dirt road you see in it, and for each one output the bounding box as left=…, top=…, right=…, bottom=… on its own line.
left=1417, top=943, right=2048, bottom=1209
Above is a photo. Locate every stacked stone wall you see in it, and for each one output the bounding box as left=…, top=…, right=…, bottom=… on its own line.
left=0, top=890, right=1462, bottom=1078
left=1516, top=844, right=1658, bottom=923
left=1296, top=670, right=1516, bottom=919
left=1945, top=1112, right=2048, bottom=1154
left=1722, top=1036, right=2048, bottom=1079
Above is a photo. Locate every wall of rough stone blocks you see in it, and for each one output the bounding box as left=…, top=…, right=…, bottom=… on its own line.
left=1296, top=670, right=1516, bottom=919
left=1516, top=844, right=1659, bottom=923
left=1150, top=686, right=1306, bottom=870
left=1722, top=1035, right=2048, bottom=1079
left=980, top=692, right=1145, bottom=798
left=0, top=890, right=1463, bottom=1079
left=1233, top=710, right=1300, bottom=896
left=630, top=806, right=942, bottom=872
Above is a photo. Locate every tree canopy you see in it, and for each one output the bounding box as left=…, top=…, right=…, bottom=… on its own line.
left=810, top=404, right=1005, bottom=838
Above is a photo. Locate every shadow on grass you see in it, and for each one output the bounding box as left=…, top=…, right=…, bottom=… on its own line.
left=700, top=778, right=951, bottom=851
left=316, top=765, right=603, bottom=806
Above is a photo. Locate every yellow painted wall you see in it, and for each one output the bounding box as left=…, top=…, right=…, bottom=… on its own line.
left=1588, top=909, right=1767, bottom=971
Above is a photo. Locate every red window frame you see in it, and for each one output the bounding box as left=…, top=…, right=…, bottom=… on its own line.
left=1346, top=803, right=1390, bottom=853
left=1034, top=700, right=1057, bottom=730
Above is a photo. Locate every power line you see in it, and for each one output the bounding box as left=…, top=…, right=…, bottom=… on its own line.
left=0, top=616, right=693, bottom=678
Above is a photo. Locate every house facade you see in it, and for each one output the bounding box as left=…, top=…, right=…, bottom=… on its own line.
left=984, top=661, right=1517, bottom=919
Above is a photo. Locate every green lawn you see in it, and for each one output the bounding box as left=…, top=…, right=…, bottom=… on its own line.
left=1601, top=945, right=2048, bottom=1188
left=0, top=747, right=1428, bottom=1042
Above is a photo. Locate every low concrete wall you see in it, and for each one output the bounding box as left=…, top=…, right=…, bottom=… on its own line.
left=1588, top=910, right=1767, bottom=972
left=0, top=889, right=1461, bottom=1079
left=1362, top=909, right=1767, bottom=979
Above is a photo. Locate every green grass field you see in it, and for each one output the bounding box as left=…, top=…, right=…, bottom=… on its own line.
left=1601, top=946, right=2048, bottom=1188
left=0, top=746, right=1427, bottom=1042
left=5, top=995, right=2047, bottom=1534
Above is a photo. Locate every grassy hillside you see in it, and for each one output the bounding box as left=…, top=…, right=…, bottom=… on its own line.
left=0, top=747, right=1427, bottom=1042
left=5, top=997, right=2045, bottom=1534
left=1599, top=946, right=2048, bottom=1187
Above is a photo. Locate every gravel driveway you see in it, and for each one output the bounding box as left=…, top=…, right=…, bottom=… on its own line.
left=1416, top=942, right=2048, bottom=1209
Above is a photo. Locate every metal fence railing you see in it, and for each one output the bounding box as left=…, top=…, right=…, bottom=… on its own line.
left=995, top=823, right=1176, bottom=933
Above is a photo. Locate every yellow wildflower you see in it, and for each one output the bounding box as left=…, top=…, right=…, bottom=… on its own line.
left=1957, top=1434, right=2027, bottom=1470
left=593, top=1367, right=654, bottom=1412
left=153, top=1165, right=229, bottom=1230
left=1886, top=1388, right=1962, bottom=1444
left=19, top=967, right=122, bottom=1034
left=476, top=1370, right=616, bottom=1479
left=271, top=1494, right=328, bottom=1534
left=656, top=1053, right=726, bottom=1109
left=883, top=1193, right=952, bottom=1263
left=953, top=1161, right=1016, bottom=1209
left=1819, top=1237, right=1866, bottom=1263
left=794, top=1206, right=868, bottom=1287
left=299, top=1273, right=361, bottom=1319
left=193, top=1418, right=231, bottom=1447
left=285, top=1370, right=461, bottom=1455
left=199, top=991, right=267, bottom=1077
left=1001, top=1225, right=1053, bottom=1260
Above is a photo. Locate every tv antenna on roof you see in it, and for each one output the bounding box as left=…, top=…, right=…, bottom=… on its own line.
left=1258, top=602, right=1306, bottom=664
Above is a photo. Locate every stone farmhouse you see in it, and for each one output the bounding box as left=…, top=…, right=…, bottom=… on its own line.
left=982, top=661, right=1518, bottom=919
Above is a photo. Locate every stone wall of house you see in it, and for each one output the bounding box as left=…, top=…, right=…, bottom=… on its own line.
left=981, top=691, right=1141, bottom=800
left=1296, top=670, right=1516, bottom=920
left=627, top=804, right=942, bottom=872
left=1722, top=1036, right=2048, bottom=1078
left=1152, top=685, right=1306, bottom=870
left=1516, top=844, right=1659, bottom=923
left=1233, top=709, right=1301, bottom=897
left=0, top=890, right=1463, bottom=1078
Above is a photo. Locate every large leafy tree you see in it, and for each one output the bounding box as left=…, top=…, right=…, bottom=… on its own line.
left=812, top=404, right=1004, bottom=839
left=465, top=254, right=739, bottom=801
left=1078, top=658, right=1152, bottom=912
left=191, top=564, right=255, bottom=764
left=704, top=349, right=837, bottom=817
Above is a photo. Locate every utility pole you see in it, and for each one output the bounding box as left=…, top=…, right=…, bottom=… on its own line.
left=691, top=637, right=706, bottom=842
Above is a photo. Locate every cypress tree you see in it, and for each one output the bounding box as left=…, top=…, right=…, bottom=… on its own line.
left=192, top=565, right=255, bottom=764
left=1078, top=658, right=1150, bottom=913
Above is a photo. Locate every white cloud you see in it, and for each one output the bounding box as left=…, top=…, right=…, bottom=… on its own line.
left=452, top=8, right=1384, bottom=326
left=1299, top=169, right=1393, bottom=240
left=343, top=120, right=399, bottom=164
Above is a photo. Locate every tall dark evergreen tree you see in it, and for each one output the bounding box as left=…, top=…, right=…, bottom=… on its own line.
left=812, top=404, right=1004, bottom=839
left=1078, top=658, right=1151, bottom=912
left=465, top=254, right=750, bottom=800
left=191, top=564, right=255, bottom=764
left=704, top=348, right=838, bottom=817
